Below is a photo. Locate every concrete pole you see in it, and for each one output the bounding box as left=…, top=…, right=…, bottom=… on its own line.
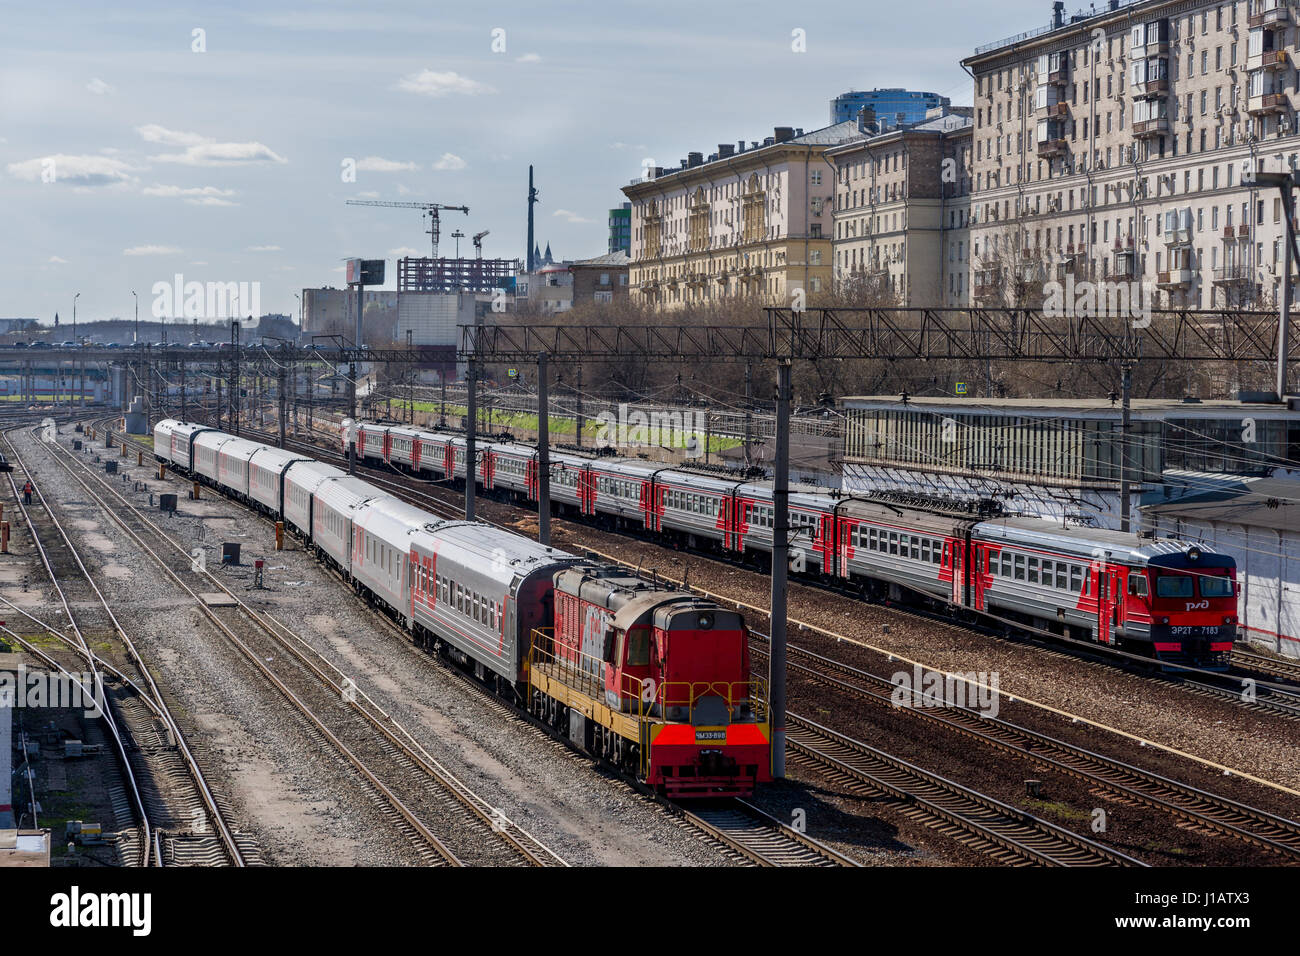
left=465, top=360, right=477, bottom=521
left=537, top=351, right=551, bottom=546
left=1119, top=361, right=1133, bottom=534
left=575, top=365, right=584, bottom=448
left=769, top=359, right=791, bottom=779
left=1281, top=183, right=1295, bottom=399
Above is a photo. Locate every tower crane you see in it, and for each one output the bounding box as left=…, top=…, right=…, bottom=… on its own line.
left=472, top=229, right=490, bottom=259
left=344, top=200, right=469, bottom=258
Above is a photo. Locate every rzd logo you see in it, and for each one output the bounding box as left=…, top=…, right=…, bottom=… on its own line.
left=1185, top=600, right=1209, bottom=611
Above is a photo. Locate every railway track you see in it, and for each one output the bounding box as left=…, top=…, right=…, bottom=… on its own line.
left=1, top=425, right=249, bottom=867
left=786, top=715, right=1144, bottom=866
left=34, top=423, right=567, bottom=867
left=752, top=633, right=1300, bottom=861
left=681, top=801, right=858, bottom=866
left=1232, top=648, right=1300, bottom=685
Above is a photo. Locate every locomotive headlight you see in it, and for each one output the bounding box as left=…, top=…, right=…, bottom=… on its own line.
left=698, top=612, right=714, bottom=630
left=1187, top=547, right=1201, bottom=561
left=1224, top=616, right=1235, bottom=625
left=1160, top=616, right=1170, bottom=625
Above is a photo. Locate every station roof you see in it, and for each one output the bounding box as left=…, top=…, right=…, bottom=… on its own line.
left=841, top=395, right=1300, bottom=421
left=1145, top=476, right=1300, bottom=534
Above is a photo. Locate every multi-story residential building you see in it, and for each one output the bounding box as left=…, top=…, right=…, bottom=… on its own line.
left=621, top=123, right=858, bottom=309
left=571, top=251, right=630, bottom=304
left=608, top=203, right=631, bottom=254
left=830, top=88, right=952, bottom=127
left=964, top=0, right=1300, bottom=309
left=827, top=107, right=975, bottom=305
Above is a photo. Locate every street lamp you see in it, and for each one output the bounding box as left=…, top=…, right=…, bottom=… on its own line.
left=1241, top=165, right=1299, bottom=398
left=73, top=292, right=80, bottom=343
left=131, top=291, right=138, bottom=344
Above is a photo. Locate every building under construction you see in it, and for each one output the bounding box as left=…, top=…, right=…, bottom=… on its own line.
left=397, top=256, right=520, bottom=293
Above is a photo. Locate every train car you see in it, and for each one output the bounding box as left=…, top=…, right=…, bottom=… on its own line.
left=312, top=476, right=388, bottom=574
left=973, top=518, right=1238, bottom=668
left=533, top=563, right=769, bottom=797
left=408, top=522, right=580, bottom=684
left=192, top=430, right=238, bottom=485
left=356, top=422, right=389, bottom=464
left=350, top=495, right=440, bottom=624
left=488, top=440, right=535, bottom=497
left=153, top=419, right=212, bottom=471
left=282, top=459, right=347, bottom=539
left=386, top=426, right=424, bottom=469
left=586, top=458, right=654, bottom=526
left=836, top=498, right=976, bottom=605
left=214, top=437, right=266, bottom=499
left=247, top=447, right=312, bottom=517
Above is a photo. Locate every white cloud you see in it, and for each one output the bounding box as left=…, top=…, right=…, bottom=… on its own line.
left=395, top=70, right=493, bottom=97
left=6, top=154, right=137, bottom=187
left=609, top=142, right=647, bottom=151
left=86, top=77, right=115, bottom=95
left=433, top=152, right=466, bottom=171
left=142, top=184, right=238, bottom=206
left=356, top=190, right=380, bottom=199
left=247, top=245, right=281, bottom=252
left=123, top=245, right=181, bottom=256
left=48, top=256, right=68, bottom=264
left=553, top=208, right=593, bottom=224
left=356, top=156, right=418, bottom=173
left=388, top=246, right=423, bottom=259
left=396, top=183, right=412, bottom=195
left=516, top=53, right=541, bottom=63
left=136, top=124, right=287, bottom=166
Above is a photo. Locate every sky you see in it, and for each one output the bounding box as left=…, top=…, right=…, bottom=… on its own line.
left=1, top=0, right=1047, bottom=326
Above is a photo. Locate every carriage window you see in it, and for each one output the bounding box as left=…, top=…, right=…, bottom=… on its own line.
left=1069, top=566, right=1082, bottom=592
left=932, top=540, right=942, bottom=564
left=1200, top=575, right=1233, bottom=597
left=1128, top=572, right=1149, bottom=597
left=910, top=538, right=920, bottom=560
left=868, top=528, right=878, bottom=550
left=1055, top=565, right=1068, bottom=589
left=889, top=532, right=899, bottom=555
left=1155, top=575, right=1194, bottom=598
left=1028, top=557, right=1039, bottom=584
left=1014, top=555, right=1025, bottom=580
left=921, top=539, right=930, bottom=563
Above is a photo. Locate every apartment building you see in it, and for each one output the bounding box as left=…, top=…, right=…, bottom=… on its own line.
left=963, top=0, right=1300, bottom=309
left=826, top=108, right=974, bottom=306
left=621, top=123, right=859, bottom=309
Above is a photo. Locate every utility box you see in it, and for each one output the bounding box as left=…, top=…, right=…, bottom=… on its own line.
left=159, top=493, right=177, bottom=512
left=221, top=542, right=241, bottom=565
left=72, top=440, right=82, bottom=451
left=104, top=461, right=118, bottom=475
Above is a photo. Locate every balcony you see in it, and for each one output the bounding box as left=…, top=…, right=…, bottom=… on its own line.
left=1164, top=227, right=1192, bottom=246
left=1133, top=117, right=1170, bottom=138
left=1047, top=66, right=1069, bottom=87
left=1157, top=268, right=1193, bottom=288
left=1239, top=223, right=1252, bottom=237
left=1249, top=4, right=1290, bottom=28
left=1213, top=264, right=1253, bottom=284
left=1135, top=77, right=1169, bottom=98
left=1247, top=92, right=1289, bottom=115
left=1040, top=100, right=1070, bottom=117
left=1112, top=251, right=1137, bottom=278
left=1037, top=137, right=1069, bottom=158
left=1248, top=48, right=1290, bottom=71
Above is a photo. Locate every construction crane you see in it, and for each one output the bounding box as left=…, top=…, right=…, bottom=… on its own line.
left=472, top=229, right=489, bottom=259
left=344, top=200, right=469, bottom=258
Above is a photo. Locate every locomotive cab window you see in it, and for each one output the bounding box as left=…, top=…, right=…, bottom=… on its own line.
left=1155, top=574, right=1194, bottom=598
left=1200, top=575, right=1234, bottom=597
left=1128, top=572, right=1149, bottom=597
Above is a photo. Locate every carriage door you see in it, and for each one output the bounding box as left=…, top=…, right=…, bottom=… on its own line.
left=1095, top=560, right=1111, bottom=644
left=950, top=539, right=964, bottom=605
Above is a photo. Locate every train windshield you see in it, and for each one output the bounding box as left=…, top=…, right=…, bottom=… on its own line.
left=1199, top=575, right=1234, bottom=598
left=1155, top=574, right=1194, bottom=598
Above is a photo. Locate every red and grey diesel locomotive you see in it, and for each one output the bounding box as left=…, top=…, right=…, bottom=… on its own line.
left=154, top=419, right=771, bottom=798
left=346, top=419, right=1240, bottom=670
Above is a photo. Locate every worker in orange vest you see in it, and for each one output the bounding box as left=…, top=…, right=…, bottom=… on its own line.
left=22, top=480, right=32, bottom=506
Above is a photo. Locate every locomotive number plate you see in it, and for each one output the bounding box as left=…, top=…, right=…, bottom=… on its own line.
left=695, top=730, right=727, bottom=741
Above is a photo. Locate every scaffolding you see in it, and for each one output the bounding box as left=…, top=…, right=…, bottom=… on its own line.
left=397, top=256, right=520, bottom=293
